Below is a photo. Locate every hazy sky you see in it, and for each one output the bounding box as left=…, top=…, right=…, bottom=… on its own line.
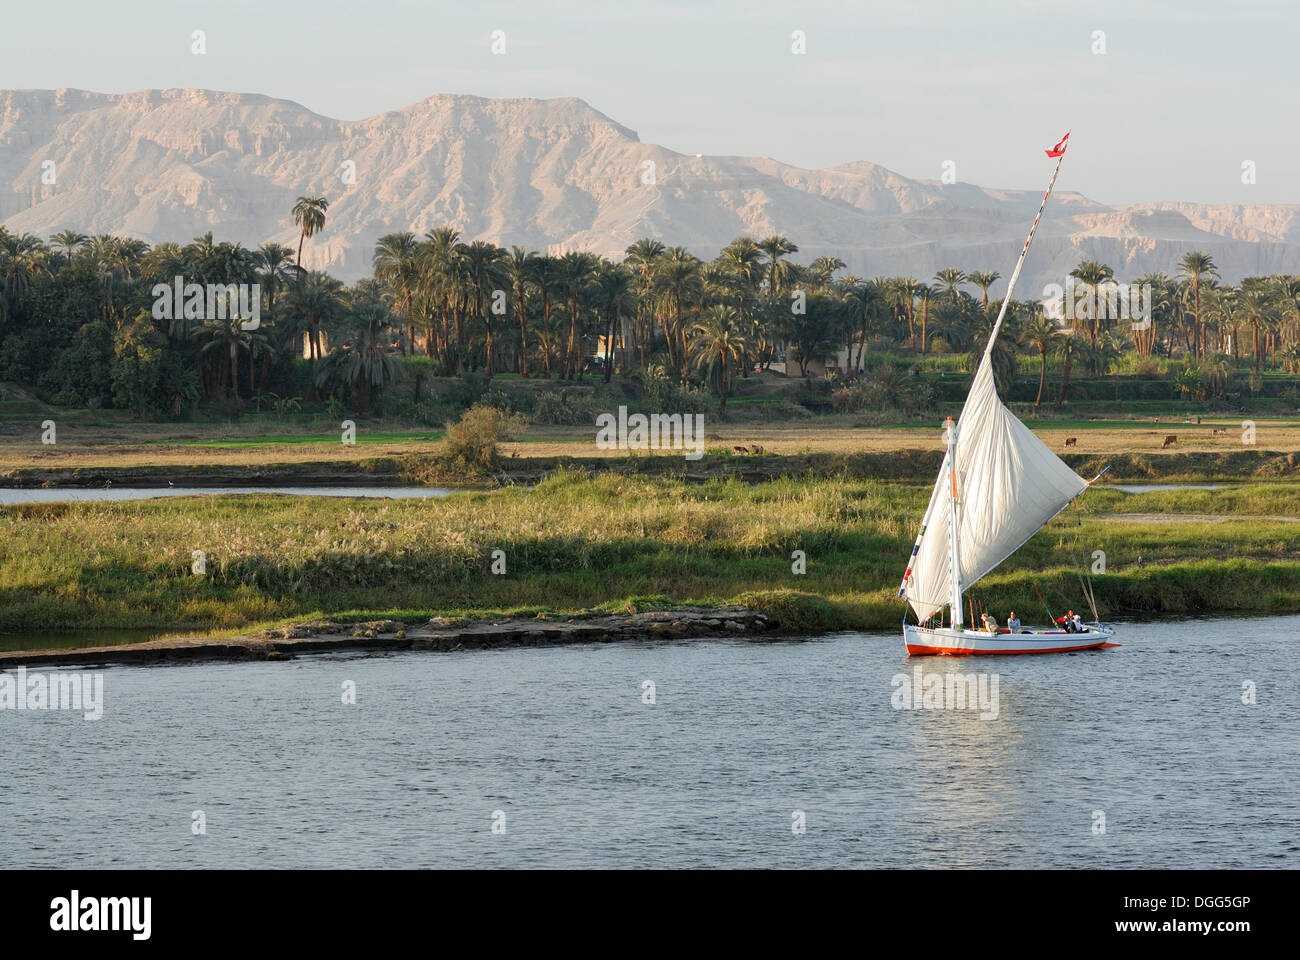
left=2, top=0, right=1294, bottom=205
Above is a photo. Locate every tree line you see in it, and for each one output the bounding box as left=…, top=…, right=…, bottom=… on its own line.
left=3, top=196, right=1299, bottom=416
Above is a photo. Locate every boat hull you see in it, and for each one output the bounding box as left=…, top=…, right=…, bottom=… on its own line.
left=903, top=623, right=1119, bottom=656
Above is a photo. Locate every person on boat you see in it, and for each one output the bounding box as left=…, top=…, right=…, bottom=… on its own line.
left=1007, top=612, right=1021, bottom=631
left=1072, top=612, right=1085, bottom=632
left=981, top=612, right=999, bottom=633
left=1062, top=610, right=1077, bottom=632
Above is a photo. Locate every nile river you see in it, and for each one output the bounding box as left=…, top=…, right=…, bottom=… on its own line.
left=1, top=615, right=1295, bottom=868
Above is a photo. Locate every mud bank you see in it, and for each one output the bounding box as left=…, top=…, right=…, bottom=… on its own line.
left=5, top=448, right=1300, bottom=489
left=0, top=607, right=779, bottom=668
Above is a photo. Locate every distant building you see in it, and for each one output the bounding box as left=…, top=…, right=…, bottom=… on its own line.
left=780, top=345, right=855, bottom=378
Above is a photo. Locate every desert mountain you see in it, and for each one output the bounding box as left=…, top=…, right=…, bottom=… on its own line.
left=3, top=88, right=1299, bottom=295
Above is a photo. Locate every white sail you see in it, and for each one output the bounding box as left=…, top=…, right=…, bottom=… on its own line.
left=903, top=354, right=1087, bottom=622
left=902, top=132, right=1087, bottom=623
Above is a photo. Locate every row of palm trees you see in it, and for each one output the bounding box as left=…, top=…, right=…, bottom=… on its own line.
left=365, top=229, right=1013, bottom=384
left=364, top=229, right=1300, bottom=391
left=6, top=201, right=1300, bottom=414
left=0, top=195, right=384, bottom=410
left=1055, top=253, right=1300, bottom=374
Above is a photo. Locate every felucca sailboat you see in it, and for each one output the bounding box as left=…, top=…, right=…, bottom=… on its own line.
left=898, top=132, right=1120, bottom=656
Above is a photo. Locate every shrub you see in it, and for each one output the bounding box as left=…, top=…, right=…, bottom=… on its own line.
left=533, top=389, right=601, bottom=425
left=831, top=368, right=933, bottom=415
left=638, top=364, right=718, bottom=416
left=386, top=397, right=456, bottom=427
left=441, top=404, right=521, bottom=469
left=1134, top=356, right=1162, bottom=378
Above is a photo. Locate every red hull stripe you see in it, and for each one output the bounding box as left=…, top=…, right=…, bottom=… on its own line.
left=906, top=641, right=1121, bottom=656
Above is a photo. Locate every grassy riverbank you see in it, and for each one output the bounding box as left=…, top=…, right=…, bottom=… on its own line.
left=6, top=413, right=1300, bottom=482
left=4, top=473, right=1299, bottom=637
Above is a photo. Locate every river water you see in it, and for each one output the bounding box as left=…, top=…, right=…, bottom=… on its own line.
left=1, top=615, right=1294, bottom=868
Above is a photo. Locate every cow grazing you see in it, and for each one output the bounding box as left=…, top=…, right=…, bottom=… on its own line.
left=732, top=446, right=748, bottom=455
left=1064, top=437, right=1077, bottom=447
left=1213, top=428, right=1227, bottom=436
left=1162, top=435, right=1177, bottom=448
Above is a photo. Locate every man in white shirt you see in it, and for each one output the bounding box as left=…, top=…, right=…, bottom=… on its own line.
left=1007, top=612, right=1021, bottom=631
left=1072, top=612, right=1085, bottom=632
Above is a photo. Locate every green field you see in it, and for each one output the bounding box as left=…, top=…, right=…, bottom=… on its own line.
left=3, top=474, right=1297, bottom=637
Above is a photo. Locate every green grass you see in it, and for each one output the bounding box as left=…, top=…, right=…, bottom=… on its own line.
left=2, top=474, right=1297, bottom=637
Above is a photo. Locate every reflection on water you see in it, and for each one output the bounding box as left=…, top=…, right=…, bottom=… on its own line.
left=0, top=616, right=1295, bottom=868
left=0, top=486, right=458, bottom=504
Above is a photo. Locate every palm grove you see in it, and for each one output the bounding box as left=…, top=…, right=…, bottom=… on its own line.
left=3, top=198, right=1299, bottom=418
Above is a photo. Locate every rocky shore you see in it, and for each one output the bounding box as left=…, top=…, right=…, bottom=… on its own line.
left=0, top=607, right=780, bottom=669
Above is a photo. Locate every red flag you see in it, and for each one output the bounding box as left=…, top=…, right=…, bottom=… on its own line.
left=1045, top=132, right=1070, bottom=158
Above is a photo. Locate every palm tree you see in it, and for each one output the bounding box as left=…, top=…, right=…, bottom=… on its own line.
left=757, top=235, right=798, bottom=297
left=1019, top=314, right=1059, bottom=409
left=912, top=280, right=934, bottom=353
left=1238, top=285, right=1280, bottom=376
left=933, top=268, right=968, bottom=304
left=254, top=242, right=296, bottom=315
left=967, top=270, right=1001, bottom=308
left=202, top=314, right=260, bottom=405
left=420, top=227, right=462, bottom=370
left=718, top=237, right=764, bottom=290
left=556, top=250, right=598, bottom=378
left=530, top=255, right=563, bottom=378
left=316, top=299, right=403, bottom=414
left=1206, top=286, right=1238, bottom=361
left=1053, top=332, right=1086, bottom=408
left=1178, top=251, right=1218, bottom=358
left=461, top=240, right=507, bottom=376
left=254, top=242, right=296, bottom=369
left=503, top=246, right=537, bottom=376
left=1133, top=271, right=1174, bottom=356
left=1069, top=259, right=1115, bottom=363
left=592, top=264, right=636, bottom=382
left=624, top=237, right=667, bottom=369
left=168, top=309, right=210, bottom=398
left=809, top=255, right=846, bottom=292
left=291, top=196, right=329, bottom=277
left=840, top=282, right=880, bottom=372
left=283, top=271, right=346, bottom=392
left=654, top=250, right=702, bottom=376
left=0, top=231, right=49, bottom=319
left=372, top=232, right=421, bottom=355
left=691, top=305, right=748, bottom=412
left=49, top=229, right=88, bottom=263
